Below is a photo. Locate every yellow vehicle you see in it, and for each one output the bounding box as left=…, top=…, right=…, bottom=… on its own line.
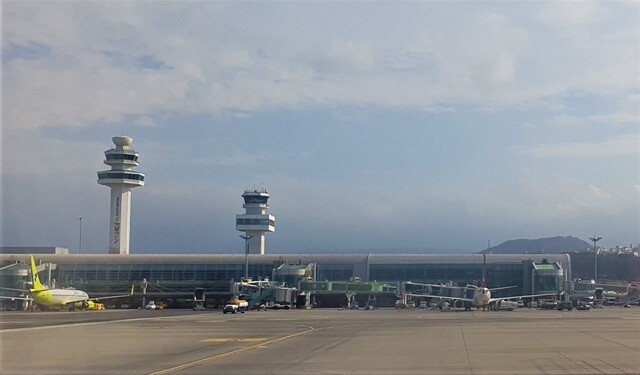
left=86, top=302, right=105, bottom=310
left=223, top=299, right=248, bottom=314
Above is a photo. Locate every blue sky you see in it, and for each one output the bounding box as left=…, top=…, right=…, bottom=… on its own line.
left=2, top=1, right=638, bottom=254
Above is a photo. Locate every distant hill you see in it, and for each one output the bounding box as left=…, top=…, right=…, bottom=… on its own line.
left=478, top=236, right=591, bottom=254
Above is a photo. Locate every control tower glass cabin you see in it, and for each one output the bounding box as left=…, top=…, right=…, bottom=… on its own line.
left=97, top=136, right=145, bottom=255
left=235, top=189, right=276, bottom=255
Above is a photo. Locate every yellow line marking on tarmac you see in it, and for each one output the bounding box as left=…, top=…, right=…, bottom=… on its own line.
left=148, top=329, right=316, bottom=375
left=149, top=318, right=180, bottom=322
left=200, top=338, right=267, bottom=343
left=196, top=320, right=225, bottom=323
left=200, top=338, right=231, bottom=343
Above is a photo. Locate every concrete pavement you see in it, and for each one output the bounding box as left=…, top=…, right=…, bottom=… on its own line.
left=1, top=307, right=639, bottom=374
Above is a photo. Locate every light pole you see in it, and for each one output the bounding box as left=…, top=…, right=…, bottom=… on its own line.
left=588, top=236, right=602, bottom=284
left=78, top=217, right=83, bottom=254
left=239, top=235, right=253, bottom=279
left=141, top=278, right=148, bottom=308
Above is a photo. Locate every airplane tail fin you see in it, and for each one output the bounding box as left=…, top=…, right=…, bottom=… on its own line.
left=130, top=284, right=135, bottom=296
left=29, top=256, right=46, bottom=291
left=482, top=254, right=487, bottom=288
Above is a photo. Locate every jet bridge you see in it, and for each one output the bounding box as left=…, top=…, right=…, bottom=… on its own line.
left=298, top=280, right=398, bottom=308
left=401, top=281, right=475, bottom=309
left=230, top=279, right=297, bottom=308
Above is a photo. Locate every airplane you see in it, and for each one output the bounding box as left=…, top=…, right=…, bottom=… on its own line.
left=405, top=255, right=556, bottom=311
left=0, top=256, right=134, bottom=310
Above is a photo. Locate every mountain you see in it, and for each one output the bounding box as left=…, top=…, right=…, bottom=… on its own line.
left=478, top=236, right=591, bottom=254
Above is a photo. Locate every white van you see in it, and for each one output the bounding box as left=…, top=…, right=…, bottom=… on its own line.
left=492, top=300, right=517, bottom=311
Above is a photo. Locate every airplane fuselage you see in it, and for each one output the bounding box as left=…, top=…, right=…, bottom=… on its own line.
left=31, top=289, right=89, bottom=307
left=472, top=287, right=491, bottom=307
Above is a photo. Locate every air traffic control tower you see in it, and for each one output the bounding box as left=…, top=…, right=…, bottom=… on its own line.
left=97, top=136, right=145, bottom=255
left=236, top=189, right=275, bottom=254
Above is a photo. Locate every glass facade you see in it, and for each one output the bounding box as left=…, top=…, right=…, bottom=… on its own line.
left=370, top=263, right=524, bottom=291
left=97, top=171, right=145, bottom=181
left=534, top=274, right=559, bottom=292
left=106, top=154, right=138, bottom=161
left=243, top=196, right=269, bottom=204
left=236, top=218, right=276, bottom=226
left=57, top=263, right=275, bottom=292
left=54, top=262, right=527, bottom=290
left=0, top=255, right=567, bottom=296
left=317, top=264, right=354, bottom=281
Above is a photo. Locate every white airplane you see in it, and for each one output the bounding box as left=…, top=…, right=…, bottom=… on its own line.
left=0, top=256, right=133, bottom=310
left=406, top=256, right=556, bottom=311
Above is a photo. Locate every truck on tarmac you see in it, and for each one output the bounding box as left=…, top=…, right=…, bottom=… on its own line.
left=492, top=300, right=518, bottom=311
left=556, top=301, right=573, bottom=311
left=223, top=298, right=249, bottom=314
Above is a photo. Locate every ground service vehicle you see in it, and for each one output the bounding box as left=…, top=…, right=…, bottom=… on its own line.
left=492, top=300, right=517, bottom=311
left=537, top=300, right=558, bottom=310
left=557, top=301, right=573, bottom=311
left=577, top=302, right=591, bottom=311
left=266, top=302, right=291, bottom=310
left=223, top=304, right=238, bottom=314
left=223, top=298, right=248, bottom=314
left=144, top=301, right=156, bottom=310
left=86, top=302, right=105, bottom=310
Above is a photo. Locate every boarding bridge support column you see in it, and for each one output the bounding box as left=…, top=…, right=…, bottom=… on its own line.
left=346, top=292, right=355, bottom=309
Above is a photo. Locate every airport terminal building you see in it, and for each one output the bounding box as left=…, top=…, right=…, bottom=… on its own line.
left=0, top=252, right=570, bottom=307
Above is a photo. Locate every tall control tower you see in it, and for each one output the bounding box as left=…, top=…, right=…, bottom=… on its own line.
left=236, top=189, right=275, bottom=254
left=97, top=136, right=145, bottom=254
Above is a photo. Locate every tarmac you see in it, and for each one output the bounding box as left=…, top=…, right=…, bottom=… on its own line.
left=1, top=307, right=639, bottom=374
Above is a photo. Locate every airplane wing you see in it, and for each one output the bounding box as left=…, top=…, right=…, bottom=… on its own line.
left=488, top=286, right=518, bottom=292
left=63, top=284, right=136, bottom=304
left=0, top=286, right=31, bottom=292
left=0, top=295, right=32, bottom=301
left=488, top=292, right=557, bottom=303
left=405, top=292, right=474, bottom=303
left=405, top=282, right=447, bottom=287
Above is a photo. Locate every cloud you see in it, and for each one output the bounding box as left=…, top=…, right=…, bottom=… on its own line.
left=524, top=134, right=639, bottom=158
left=537, top=1, right=603, bottom=26
left=2, top=2, right=638, bottom=252
left=3, top=58, right=190, bottom=129
left=191, top=151, right=274, bottom=167
left=3, top=2, right=638, bottom=130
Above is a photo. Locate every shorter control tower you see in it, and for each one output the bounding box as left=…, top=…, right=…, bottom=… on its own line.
left=236, top=188, right=275, bottom=254
left=97, top=136, right=145, bottom=254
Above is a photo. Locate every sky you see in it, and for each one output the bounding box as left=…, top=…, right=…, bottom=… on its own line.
left=2, top=1, right=639, bottom=254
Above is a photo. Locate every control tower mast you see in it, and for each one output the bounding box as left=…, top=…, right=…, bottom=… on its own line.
left=236, top=188, right=275, bottom=254
left=97, top=136, right=145, bottom=254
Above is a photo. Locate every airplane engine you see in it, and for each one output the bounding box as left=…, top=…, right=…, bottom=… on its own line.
left=454, top=300, right=464, bottom=309
left=75, top=300, right=90, bottom=309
